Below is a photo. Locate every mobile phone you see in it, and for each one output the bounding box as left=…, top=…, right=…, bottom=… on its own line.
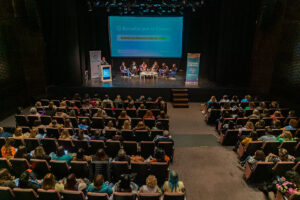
left=64, top=150, right=68, bottom=154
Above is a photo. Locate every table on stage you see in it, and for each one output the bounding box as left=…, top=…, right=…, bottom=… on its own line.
left=139, top=71, right=158, bottom=80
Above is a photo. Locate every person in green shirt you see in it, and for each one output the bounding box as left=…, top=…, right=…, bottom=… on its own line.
left=51, top=146, right=73, bottom=165
left=276, top=130, right=293, bottom=143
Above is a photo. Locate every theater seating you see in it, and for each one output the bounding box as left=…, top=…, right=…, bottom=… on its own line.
left=87, top=192, right=109, bottom=200
left=0, top=186, right=15, bottom=200
left=244, top=162, right=274, bottom=182
left=164, top=193, right=185, bottom=200
left=38, top=189, right=62, bottom=200
left=13, top=188, right=38, bottom=200
left=138, top=193, right=161, bottom=200
left=113, top=192, right=136, bottom=200
left=60, top=190, right=85, bottom=200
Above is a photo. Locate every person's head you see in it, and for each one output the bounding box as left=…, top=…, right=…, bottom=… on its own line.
left=172, top=63, right=176, bottom=68
left=249, top=102, right=255, bottom=109
left=142, top=61, right=146, bottom=65
left=51, top=120, right=57, bottom=126
left=255, top=120, right=265, bottom=129
left=145, top=110, right=153, bottom=117
left=14, top=127, right=23, bottom=137
left=102, top=56, right=106, bottom=61
left=81, top=119, right=87, bottom=125
left=56, top=146, right=65, bottom=157
left=232, top=95, right=238, bottom=102
left=119, top=174, right=131, bottom=192
left=210, top=96, right=216, bottom=102
left=288, top=110, right=296, bottom=117
left=0, top=168, right=13, bottom=182
left=94, top=129, right=102, bottom=138
left=159, top=111, right=166, bottom=118
left=282, top=131, right=293, bottom=141
left=245, top=121, right=255, bottom=130
left=64, top=173, right=77, bottom=190
left=42, top=173, right=56, bottom=190
left=250, top=131, right=258, bottom=141
left=132, top=61, right=136, bottom=65
left=155, top=121, right=163, bottom=130
left=14, top=145, right=27, bottom=158
left=0, top=127, right=3, bottom=133
left=271, top=101, right=279, bottom=108
left=34, top=146, right=46, bottom=159
left=64, top=118, right=72, bottom=127
left=120, top=110, right=127, bottom=118
left=154, top=61, right=158, bottom=65
left=273, top=119, right=281, bottom=129
left=223, top=103, right=231, bottom=110
left=107, top=120, right=114, bottom=128
left=60, top=129, right=71, bottom=139
left=163, top=130, right=170, bottom=137
left=4, top=138, right=14, bottom=148
left=94, top=174, right=104, bottom=189
left=162, top=63, right=166, bottom=67
left=29, top=128, right=39, bottom=138
left=77, top=131, right=85, bottom=140
left=274, top=110, right=282, bottom=117
left=252, top=109, right=260, bottom=116
left=123, top=120, right=131, bottom=129
left=30, top=107, right=38, bottom=115
left=222, top=95, right=228, bottom=100
left=76, top=148, right=85, bottom=160
left=121, top=61, right=125, bottom=65
left=285, top=170, right=300, bottom=185
left=117, top=149, right=127, bottom=160
left=95, top=110, right=102, bottom=117
left=168, top=170, right=179, bottom=192
left=139, top=104, right=145, bottom=109
left=289, top=119, right=298, bottom=128
left=35, top=101, right=42, bottom=108
left=94, top=148, right=108, bottom=161
left=136, top=121, right=145, bottom=128
left=259, top=102, right=266, bottom=109
left=154, top=148, right=166, bottom=162
left=262, top=108, right=269, bottom=116
left=244, top=95, right=251, bottom=101
left=115, top=95, right=121, bottom=100
left=146, top=175, right=158, bottom=189
left=265, top=127, right=273, bottom=135
left=254, top=150, right=265, bottom=161
left=104, top=94, right=109, bottom=100
left=278, top=148, right=289, bottom=161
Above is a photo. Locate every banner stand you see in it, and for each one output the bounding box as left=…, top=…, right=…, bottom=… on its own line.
left=89, top=51, right=101, bottom=79
left=185, top=53, right=200, bottom=86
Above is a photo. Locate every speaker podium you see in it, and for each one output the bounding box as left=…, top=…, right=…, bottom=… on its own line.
left=100, top=65, right=112, bottom=82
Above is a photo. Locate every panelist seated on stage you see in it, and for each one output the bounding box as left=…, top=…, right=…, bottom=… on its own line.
left=130, top=61, right=138, bottom=75
left=100, top=56, right=109, bottom=65
left=120, top=62, right=131, bottom=77
left=151, top=61, right=159, bottom=72
left=159, top=63, right=169, bottom=76
left=139, top=61, right=148, bottom=72
left=168, top=64, right=177, bottom=75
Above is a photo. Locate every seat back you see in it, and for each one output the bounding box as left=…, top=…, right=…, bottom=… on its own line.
left=41, top=138, right=58, bottom=154
left=70, top=161, right=89, bottom=178
left=53, top=116, right=65, bottom=125
left=150, top=162, right=168, bottom=186
left=280, top=141, right=297, bottom=155
left=0, top=158, right=12, bottom=170
left=10, top=158, right=30, bottom=177
left=15, top=115, right=28, bottom=126
left=87, top=192, right=109, bottom=200
left=111, top=161, right=130, bottom=183
left=135, top=130, right=150, bottom=142
left=138, top=193, right=161, bottom=200
left=220, top=129, right=239, bottom=145
left=105, top=130, right=117, bottom=139
left=141, top=141, right=155, bottom=159
left=24, top=138, right=40, bottom=152
left=57, top=139, right=74, bottom=153
left=163, top=192, right=185, bottom=200
left=40, top=115, right=52, bottom=125
left=0, top=186, right=15, bottom=200
left=91, top=161, right=109, bottom=181
left=13, top=188, right=38, bottom=200
left=245, top=141, right=263, bottom=156
left=38, top=189, right=62, bottom=200
left=30, top=159, right=51, bottom=179
left=131, top=162, right=150, bottom=186
left=121, top=130, right=135, bottom=141
left=272, top=129, right=283, bottom=136
left=89, top=140, right=105, bottom=155
left=46, top=128, right=60, bottom=139
left=106, top=141, right=121, bottom=157
left=150, top=130, right=163, bottom=140
left=113, top=192, right=136, bottom=200
left=0, top=137, right=6, bottom=148
left=69, top=117, right=78, bottom=128
left=9, top=137, right=24, bottom=148
left=272, top=162, right=295, bottom=176
left=246, top=162, right=274, bottom=182
left=50, top=160, right=69, bottom=179
left=289, top=192, right=300, bottom=200
left=158, top=142, right=174, bottom=160
left=144, top=119, right=155, bottom=129
left=131, top=118, right=142, bottom=128
left=262, top=141, right=280, bottom=155
left=27, top=115, right=39, bottom=127
left=73, top=140, right=89, bottom=151
left=61, top=190, right=85, bottom=200
left=126, top=109, right=137, bottom=118
left=123, top=141, right=138, bottom=155
left=91, top=117, right=105, bottom=129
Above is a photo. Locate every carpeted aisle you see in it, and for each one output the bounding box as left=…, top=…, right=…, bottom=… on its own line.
left=168, top=103, right=265, bottom=200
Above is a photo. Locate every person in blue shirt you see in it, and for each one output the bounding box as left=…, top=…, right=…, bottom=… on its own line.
left=241, top=95, right=251, bottom=103
left=0, top=127, right=12, bottom=139
left=87, top=174, right=113, bottom=195
left=51, top=146, right=73, bottom=165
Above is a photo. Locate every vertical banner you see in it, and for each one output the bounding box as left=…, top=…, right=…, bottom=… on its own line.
left=89, top=50, right=101, bottom=79
left=185, top=53, right=200, bottom=85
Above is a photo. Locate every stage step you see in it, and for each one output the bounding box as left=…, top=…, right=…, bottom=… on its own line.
left=171, top=88, right=189, bottom=108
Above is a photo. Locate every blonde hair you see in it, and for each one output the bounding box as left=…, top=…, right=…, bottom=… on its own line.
left=282, top=131, right=293, bottom=141
left=29, top=128, right=39, bottom=138
left=123, top=120, right=131, bottom=130
left=14, top=127, right=23, bottom=137
left=42, top=173, right=56, bottom=190
left=146, top=175, right=157, bottom=188
left=60, top=129, right=71, bottom=139
left=245, top=121, right=254, bottom=130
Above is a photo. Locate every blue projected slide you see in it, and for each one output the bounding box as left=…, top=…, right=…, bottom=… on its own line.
left=109, top=16, right=183, bottom=58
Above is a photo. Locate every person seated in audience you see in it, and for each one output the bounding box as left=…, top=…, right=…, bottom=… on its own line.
left=126, top=102, right=136, bottom=110
left=59, top=100, right=67, bottom=109
left=239, top=121, right=255, bottom=132
left=102, top=94, right=114, bottom=108
left=42, top=173, right=64, bottom=191
left=244, top=102, right=256, bottom=111
left=137, top=103, right=146, bottom=116
left=133, top=121, right=150, bottom=132
left=33, top=146, right=51, bottom=161
left=78, top=119, right=89, bottom=130
left=203, top=96, right=217, bottom=114
left=155, top=96, right=163, bottom=104
left=122, top=120, right=131, bottom=130
left=45, top=101, right=57, bottom=116
left=64, top=173, right=87, bottom=192
left=163, top=170, right=185, bottom=193
left=261, top=108, right=270, bottom=118
left=235, top=108, right=246, bottom=119
left=146, top=97, right=153, bottom=101
left=100, top=56, right=108, bottom=65
left=29, top=107, right=41, bottom=119
left=92, top=148, right=109, bottom=161
left=255, top=120, right=265, bottom=130
left=157, top=110, right=168, bottom=120
left=124, top=95, right=134, bottom=104
left=35, top=101, right=42, bottom=109
left=13, top=127, right=26, bottom=139
left=87, top=174, right=113, bottom=195
left=231, top=95, right=239, bottom=104
left=285, top=119, right=298, bottom=130
left=48, top=119, right=63, bottom=130
left=152, top=121, right=164, bottom=130
left=14, top=145, right=29, bottom=160
left=258, top=128, right=276, bottom=141
left=130, top=61, right=138, bottom=76
left=270, top=101, right=279, bottom=109
left=114, top=95, right=124, bottom=108
left=159, top=63, right=168, bottom=76
left=59, top=129, right=72, bottom=140
left=51, top=146, right=73, bottom=165
left=221, top=120, right=236, bottom=133
left=220, top=95, right=230, bottom=103
left=19, top=170, right=40, bottom=190
left=113, top=149, right=130, bottom=163
left=249, top=109, right=261, bottom=119
left=73, top=130, right=90, bottom=142
left=256, top=102, right=267, bottom=110
left=118, top=110, right=131, bottom=120
left=153, top=130, right=174, bottom=145
left=139, top=175, right=162, bottom=194
left=0, top=126, right=12, bottom=139
left=113, top=174, right=138, bottom=194
left=103, top=120, right=117, bottom=134
left=73, top=148, right=91, bottom=162
left=240, top=95, right=252, bottom=103
left=120, top=61, right=131, bottom=77
left=91, top=130, right=107, bottom=141
left=272, top=119, right=282, bottom=129
left=0, top=168, right=16, bottom=188
left=240, top=150, right=265, bottom=169
left=69, top=101, right=80, bottom=113
left=149, top=148, right=170, bottom=163
left=140, top=61, right=148, bottom=72
left=270, top=110, right=284, bottom=120
left=276, top=130, right=293, bottom=143
left=265, top=148, right=295, bottom=163
left=63, top=118, right=73, bottom=128
left=143, top=110, right=155, bottom=120
left=93, top=108, right=107, bottom=118
left=275, top=170, right=300, bottom=199
left=136, top=95, right=146, bottom=102
left=240, top=131, right=259, bottom=149
left=72, top=93, right=81, bottom=101
left=55, top=110, right=69, bottom=119
left=27, top=127, right=43, bottom=139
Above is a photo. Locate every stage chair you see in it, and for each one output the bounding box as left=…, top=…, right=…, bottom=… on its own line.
left=141, top=141, right=155, bottom=159
left=90, top=161, right=109, bottom=181
left=219, top=129, right=239, bottom=146
left=0, top=158, right=12, bottom=171
left=104, top=118, right=117, bottom=127
left=79, top=108, right=90, bottom=116
left=135, top=130, right=150, bottom=142
left=104, top=108, right=114, bottom=117
left=158, top=142, right=174, bottom=160
left=151, top=109, right=160, bottom=117
left=89, top=140, right=105, bottom=155
left=41, top=138, right=58, bottom=154
left=114, top=108, right=123, bottom=118
left=138, top=193, right=161, bottom=200
left=104, top=130, right=117, bottom=139
left=10, top=158, right=31, bottom=177
left=249, top=118, right=259, bottom=125
left=245, top=109, right=254, bottom=117
left=91, top=117, right=105, bottom=129
left=52, top=100, right=60, bottom=107
left=117, top=118, right=127, bottom=129
left=150, top=162, right=169, bottom=186
left=272, top=161, right=295, bottom=177
left=106, top=140, right=121, bottom=158
left=150, top=130, right=163, bottom=140
left=123, top=141, right=138, bottom=155
left=78, top=116, right=91, bottom=125
left=113, top=192, right=136, bottom=200
left=30, top=159, right=51, bottom=179
left=15, top=115, right=28, bottom=126
left=145, top=101, right=155, bottom=109
left=244, top=161, right=274, bottom=182
left=262, top=141, right=281, bottom=155
left=0, top=137, right=5, bottom=148
left=240, top=102, right=249, bottom=109
left=295, top=142, right=300, bottom=157
left=131, top=162, right=150, bottom=186
left=13, top=188, right=38, bottom=200
left=61, top=127, right=75, bottom=135
left=163, top=193, right=185, bottom=200
left=111, top=161, right=130, bottom=183
left=50, top=160, right=70, bottom=179
left=205, top=109, right=221, bottom=124
left=137, top=109, right=147, bottom=118
left=121, top=130, right=135, bottom=141
left=38, top=189, right=62, bottom=200
left=0, top=186, right=15, bottom=200
left=238, top=141, right=263, bottom=159
left=87, top=192, right=109, bottom=200
left=262, top=117, right=273, bottom=126
left=24, top=138, right=40, bottom=152
left=60, top=190, right=85, bottom=200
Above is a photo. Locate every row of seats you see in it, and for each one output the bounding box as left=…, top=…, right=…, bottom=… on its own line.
left=0, top=187, right=184, bottom=200
left=15, top=115, right=169, bottom=130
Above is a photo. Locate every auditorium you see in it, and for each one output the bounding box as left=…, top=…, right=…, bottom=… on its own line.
left=1, top=0, right=300, bottom=199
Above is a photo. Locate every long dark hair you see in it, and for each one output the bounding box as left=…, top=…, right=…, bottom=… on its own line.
left=117, top=174, right=131, bottom=192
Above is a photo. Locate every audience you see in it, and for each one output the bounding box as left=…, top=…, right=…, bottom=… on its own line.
left=113, top=174, right=138, bottom=194
left=92, top=148, right=109, bottom=161
left=51, top=146, right=73, bottom=164
left=1, top=138, right=16, bottom=158
left=0, top=127, right=12, bottom=139
left=139, top=175, right=161, bottom=194
left=163, top=171, right=185, bottom=193
left=0, top=168, right=15, bottom=188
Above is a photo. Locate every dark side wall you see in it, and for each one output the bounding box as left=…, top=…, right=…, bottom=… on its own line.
left=0, top=0, right=46, bottom=119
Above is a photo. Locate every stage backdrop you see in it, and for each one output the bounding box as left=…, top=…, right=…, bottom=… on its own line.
left=185, top=53, right=200, bottom=85
left=89, top=50, right=101, bottom=79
